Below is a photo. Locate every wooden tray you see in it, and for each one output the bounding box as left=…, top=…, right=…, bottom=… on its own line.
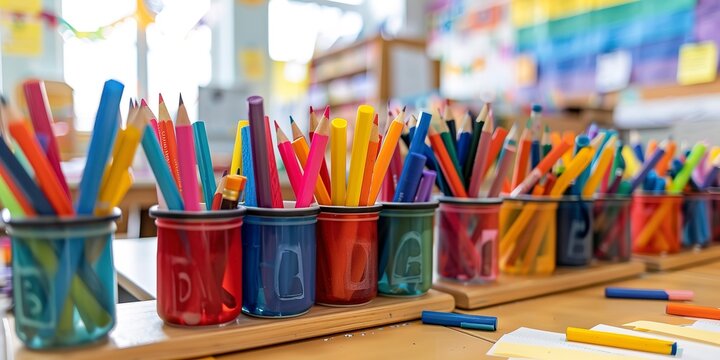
left=432, top=261, right=645, bottom=310
left=633, top=245, right=720, bottom=272
left=5, top=290, right=454, bottom=360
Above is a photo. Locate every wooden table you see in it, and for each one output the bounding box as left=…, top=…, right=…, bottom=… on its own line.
left=455, top=261, right=720, bottom=343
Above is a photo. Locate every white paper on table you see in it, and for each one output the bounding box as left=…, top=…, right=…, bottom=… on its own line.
left=591, top=324, right=720, bottom=360
left=487, top=327, right=650, bottom=360
left=688, top=319, right=720, bottom=333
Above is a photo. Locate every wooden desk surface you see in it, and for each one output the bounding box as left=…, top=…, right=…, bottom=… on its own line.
left=456, top=262, right=720, bottom=343
left=215, top=321, right=492, bottom=360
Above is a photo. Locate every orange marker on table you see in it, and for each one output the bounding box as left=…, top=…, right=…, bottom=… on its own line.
left=666, top=303, right=720, bottom=320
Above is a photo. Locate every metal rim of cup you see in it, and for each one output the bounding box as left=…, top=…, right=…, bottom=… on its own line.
left=244, top=202, right=320, bottom=217
left=438, top=196, right=502, bottom=205
left=1, top=207, right=121, bottom=228
left=633, top=193, right=683, bottom=199
left=318, top=204, right=383, bottom=214
left=149, top=205, right=247, bottom=220
left=379, top=200, right=439, bottom=210
left=501, top=195, right=593, bottom=203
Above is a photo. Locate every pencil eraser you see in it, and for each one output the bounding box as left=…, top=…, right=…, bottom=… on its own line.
left=666, top=290, right=694, bottom=301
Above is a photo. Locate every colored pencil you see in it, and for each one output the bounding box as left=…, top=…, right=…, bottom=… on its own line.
left=194, top=120, right=216, bottom=210
left=368, top=109, right=405, bottom=204
left=428, top=125, right=467, bottom=197
left=456, top=111, right=472, bottom=170
left=290, top=116, right=331, bottom=204
left=511, top=120, right=532, bottom=189
left=247, top=96, right=274, bottom=208
left=175, top=96, right=201, bottom=211
left=346, top=105, right=374, bottom=206
left=468, top=112, right=494, bottom=197
left=23, top=80, right=70, bottom=195
left=330, top=118, right=347, bottom=206
left=158, top=94, right=181, bottom=190
left=296, top=114, right=330, bottom=208
left=464, top=103, right=489, bottom=184
left=275, top=121, right=303, bottom=199
left=359, top=114, right=380, bottom=205
left=488, top=129, right=518, bottom=197
left=230, top=120, right=245, bottom=176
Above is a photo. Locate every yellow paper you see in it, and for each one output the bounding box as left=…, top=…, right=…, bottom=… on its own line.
left=0, top=0, right=41, bottom=13
left=516, top=54, right=537, bottom=87
left=492, top=342, right=644, bottom=360
left=624, top=321, right=720, bottom=346
left=2, top=19, right=43, bottom=56
left=678, top=42, right=719, bottom=85
left=239, top=49, right=265, bottom=81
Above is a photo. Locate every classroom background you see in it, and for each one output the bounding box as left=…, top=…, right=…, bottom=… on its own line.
left=1, top=0, right=720, bottom=359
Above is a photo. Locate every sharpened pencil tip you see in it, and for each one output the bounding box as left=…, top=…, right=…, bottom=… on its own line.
left=274, top=120, right=280, bottom=130
left=141, top=98, right=148, bottom=107
left=178, top=93, right=184, bottom=106
left=309, top=106, right=314, bottom=114
left=373, top=113, right=379, bottom=125
left=159, top=93, right=164, bottom=103
left=402, top=105, right=407, bottom=112
left=323, top=105, right=330, bottom=119
left=289, top=115, right=295, bottom=123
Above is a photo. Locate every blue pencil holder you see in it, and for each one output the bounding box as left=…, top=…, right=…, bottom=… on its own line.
left=3, top=209, right=120, bottom=349
left=241, top=203, right=319, bottom=318
left=378, top=201, right=438, bottom=297
left=682, top=193, right=712, bottom=248
left=556, top=197, right=593, bottom=266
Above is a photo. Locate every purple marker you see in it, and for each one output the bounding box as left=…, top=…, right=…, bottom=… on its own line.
left=415, top=170, right=437, bottom=202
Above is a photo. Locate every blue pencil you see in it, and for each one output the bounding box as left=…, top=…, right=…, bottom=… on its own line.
left=241, top=125, right=257, bottom=207
left=141, top=125, right=183, bottom=210
left=393, top=112, right=431, bottom=202
left=456, top=131, right=471, bottom=169
left=192, top=121, right=216, bottom=210
left=394, top=153, right=427, bottom=202
left=530, top=139, right=541, bottom=168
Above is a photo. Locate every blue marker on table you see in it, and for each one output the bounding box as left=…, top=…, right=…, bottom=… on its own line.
left=605, top=287, right=694, bottom=301
left=422, top=311, right=497, bottom=331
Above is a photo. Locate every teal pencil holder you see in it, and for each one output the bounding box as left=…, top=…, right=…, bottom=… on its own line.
left=378, top=201, right=438, bottom=297
left=3, top=209, right=120, bottom=349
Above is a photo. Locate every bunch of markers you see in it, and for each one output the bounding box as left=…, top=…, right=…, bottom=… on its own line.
left=0, top=80, right=142, bottom=348
left=138, top=91, right=247, bottom=327
left=624, top=134, right=716, bottom=253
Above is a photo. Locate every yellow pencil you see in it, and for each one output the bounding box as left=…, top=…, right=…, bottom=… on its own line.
left=331, top=118, right=347, bottom=206
left=96, top=101, right=149, bottom=215
left=566, top=327, right=677, bottom=355
left=582, top=136, right=617, bottom=197
left=345, top=105, right=374, bottom=206
left=550, top=147, right=594, bottom=196
left=622, top=145, right=642, bottom=179
left=230, top=120, right=248, bottom=176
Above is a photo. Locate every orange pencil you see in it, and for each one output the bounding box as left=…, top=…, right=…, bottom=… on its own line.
left=428, top=125, right=467, bottom=197
left=646, top=139, right=658, bottom=161
left=511, top=120, right=532, bottom=189
left=482, top=126, right=510, bottom=178
left=656, top=139, right=676, bottom=176
left=8, top=118, right=74, bottom=215
left=158, top=94, right=181, bottom=191
left=359, top=114, right=380, bottom=205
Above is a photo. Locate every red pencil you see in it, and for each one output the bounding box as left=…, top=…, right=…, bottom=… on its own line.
left=264, top=116, right=284, bottom=208
left=482, top=126, right=510, bottom=178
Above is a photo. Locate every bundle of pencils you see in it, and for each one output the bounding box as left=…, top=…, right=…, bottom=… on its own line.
left=0, top=79, right=149, bottom=340
left=623, top=136, right=711, bottom=251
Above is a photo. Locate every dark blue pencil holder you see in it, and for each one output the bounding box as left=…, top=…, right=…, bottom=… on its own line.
left=682, top=193, right=712, bottom=248
left=556, top=197, right=593, bottom=266
left=241, top=203, right=319, bottom=318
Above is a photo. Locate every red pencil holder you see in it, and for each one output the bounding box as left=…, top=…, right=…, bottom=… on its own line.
left=438, top=197, right=501, bottom=283
left=630, top=194, right=682, bottom=255
left=316, top=204, right=381, bottom=306
left=150, top=206, right=245, bottom=326
left=709, top=188, right=720, bottom=242
left=592, top=195, right=631, bottom=262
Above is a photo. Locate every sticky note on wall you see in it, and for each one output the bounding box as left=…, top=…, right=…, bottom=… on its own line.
left=678, top=42, right=719, bottom=86
left=1, top=19, right=43, bottom=57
